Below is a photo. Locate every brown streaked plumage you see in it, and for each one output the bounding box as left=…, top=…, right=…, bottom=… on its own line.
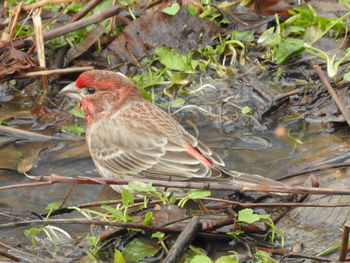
left=60, top=70, right=284, bottom=193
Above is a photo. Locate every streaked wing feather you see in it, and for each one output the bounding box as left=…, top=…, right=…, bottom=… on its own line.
left=87, top=100, right=224, bottom=180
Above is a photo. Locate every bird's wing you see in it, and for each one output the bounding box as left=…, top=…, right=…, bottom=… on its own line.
left=86, top=101, right=225, bottom=180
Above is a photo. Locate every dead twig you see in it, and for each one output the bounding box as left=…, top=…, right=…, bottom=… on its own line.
left=0, top=250, right=20, bottom=262
left=69, top=0, right=103, bottom=22
left=256, top=246, right=334, bottom=262
left=0, top=241, right=47, bottom=263
left=4, top=174, right=350, bottom=197
left=14, top=5, right=120, bottom=49
left=16, top=66, right=94, bottom=78
left=33, top=7, right=49, bottom=102
left=313, top=64, right=350, bottom=127
left=163, top=216, right=201, bottom=263
left=8, top=2, right=23, bottom=40
left=0, top=125, right=69, bottom=141
left=1, top=2, right=22, bottom=42
left=0, top=218, right=184, bottom=232
left=339, top=222, right=350, bottom=262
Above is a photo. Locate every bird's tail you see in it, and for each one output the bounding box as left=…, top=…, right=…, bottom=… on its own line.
left=223, top=168, right=286, bottom=187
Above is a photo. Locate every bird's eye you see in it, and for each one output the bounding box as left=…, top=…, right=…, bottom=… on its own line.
left=86, top=87, right=96, bottom=95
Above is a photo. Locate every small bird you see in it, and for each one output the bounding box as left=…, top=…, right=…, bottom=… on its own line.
left=60, top=70, right=284, bottom=193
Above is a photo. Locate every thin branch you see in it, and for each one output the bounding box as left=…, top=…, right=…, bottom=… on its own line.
left=0, top=218, right=184, bottom=232
left=0, top=125, right=69, bottom=141
left=14, top=5, right=120, bottom=49
left=313, top=64, right=350, bottom=127
left=3, top=174, right=350, bottom=197
left=163, top=216, right=201, bottom=263
left=16, top=67, right=95, bottom=78
left=69, top=0, right=103, bottom=22
left=339, top=222, right=350, bottom=262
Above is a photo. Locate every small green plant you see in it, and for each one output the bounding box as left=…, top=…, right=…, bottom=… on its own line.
left=258, top=6, right=350, bottom=71
left=128, top=181, right=174, bottom=205
left=114, top=249, right=126, bottom=263
left=237, top=208, right=284, bottom=247
left=162, top=2, right=181, bottom=16
left=60, top=124, right=85, bottom=136
left=178, top=189, right=211, bottom=208
left=151, top=231, right=168, bottom=252
left=24, top=227, right=42, bottom=247
left=86, top=235, right=108, bottom=258
left=241, top=106, right=253, bottom=115
left=24, top=201, right=69, bottom=247
left=122, top=237, right=161, bottom=262
left=254, top=250, right=276, bottom=263
left=45, top=201, right=62, bottom=219
left=189, top=253, right=238, bottom=263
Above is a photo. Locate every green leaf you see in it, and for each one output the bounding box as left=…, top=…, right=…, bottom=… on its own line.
left=86, top=235, right=99, bottom=247
left=343, top=72, right=350, bottom=81
left=238, top=208, right=262, bottom=224
left=66, top=2, right=84, bottom=13
left=241, top=106, right=252, bottom=114
left=171, top=98, right=185, bottom=108
left=61, top=124, right=85, bottom=136
left=227, top=230, right=244, bottom=239
left=24, top=227, right=42, bottom=246
left=190, top=255, right=213, bottom=263
left=70, top=106, right=85, bottom=118
left=119, top=0, right=134, bottom=6
left=178, top=190, right=211, bottom=207
left=151, top=231, right=165, bottom=239
left=24, top=227, right=42, bottom=236
left=187, top=5, right=199, bottom=16
left=162, top=3, right=181, bottom=15
left=123, top=237, right=160, bottom=262
left=258, top=27, right=281, bottom=47
left=215, top=256, right=238, bottom=263
left=100, top=205, right=125, bottom=221
left=186, top=190, right=211, bottom=199
left=155, top=46, right=198, bottom=72
left=254, top=250, right=275, bottom=263
left=122, top=189, right=134, bottom=207
left=275, top=38, right=305, bottom=65
left=114, top=249, right=125, bottom=263
left=231, top=31, right=254, bottom=43
left=143, top=211, right=153, bottom=225
left=45, top=202, right=61, bottom=212
left=45, top=201, right=62, bottom=219
left=128, top=181, right=156, bottom=192
left=303, top=26, right=322, bottom=43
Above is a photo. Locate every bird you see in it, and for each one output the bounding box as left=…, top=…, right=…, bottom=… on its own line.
left=60, top=70, right=285, bottom=193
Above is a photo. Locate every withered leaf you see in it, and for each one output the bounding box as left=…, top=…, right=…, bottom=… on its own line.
left=104, top=8, right=223, bottom=66
left=0, top=43, right=40, bottom=78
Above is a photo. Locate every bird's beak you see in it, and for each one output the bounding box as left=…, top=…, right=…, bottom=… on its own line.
left=59, top=82, right=83, bottom=101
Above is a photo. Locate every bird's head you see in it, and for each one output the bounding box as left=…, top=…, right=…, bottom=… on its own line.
left=60, top=70, right=141, bottom=123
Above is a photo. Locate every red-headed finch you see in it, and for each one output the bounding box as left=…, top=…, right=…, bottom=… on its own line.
left=60, top=70, right=284, bottom=193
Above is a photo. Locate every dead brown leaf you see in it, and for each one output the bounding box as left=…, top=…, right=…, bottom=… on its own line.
left=254, top=0, right=294, bottom=18
left=0, top=44, right=41, bottom=78
left=104, top=8, right=222, bottom=66
left=31, top=103, right=71, bottom=130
